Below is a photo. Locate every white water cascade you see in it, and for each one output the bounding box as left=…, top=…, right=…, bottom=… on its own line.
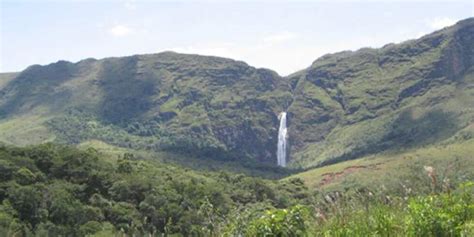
left=277, top=112, right=288, bottom=167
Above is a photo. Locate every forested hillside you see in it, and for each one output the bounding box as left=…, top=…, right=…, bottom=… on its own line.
left=0, top=144, right=472, bottom=236
left=0, top=144, right=310, bottom=236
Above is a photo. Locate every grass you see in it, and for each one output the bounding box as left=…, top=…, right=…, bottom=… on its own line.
left=290, top=71, right=474, bottom=169
left=306, top=182, right=474, bottom=236
left=287, top=139, right=474, bottom=192
left=285, top=25, right=473, bottom=168
left=0, top=114, right=56, bottom=146
left=75, top=138, right=291, bottom=179
left=77, top=140, right=132, bottom=161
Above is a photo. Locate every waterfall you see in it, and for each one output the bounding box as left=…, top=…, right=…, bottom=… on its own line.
left=277, top=112, right=287, bottom=167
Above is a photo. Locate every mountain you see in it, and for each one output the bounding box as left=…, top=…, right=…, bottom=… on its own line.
left=0, top=52, right=290, bottom=165
left=287, top=18, right=474, bottom=167
left=0, top=18, right=473, bottom=170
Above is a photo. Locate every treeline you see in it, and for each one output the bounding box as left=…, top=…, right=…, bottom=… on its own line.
left=47, top=110, right=236, bottom=161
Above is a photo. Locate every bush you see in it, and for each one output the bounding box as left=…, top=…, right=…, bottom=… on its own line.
left=245, top=205, right=310, bottom=237
left=406, top=182, right=474, bottom=236
left=14, top=167, right=36, bottom=185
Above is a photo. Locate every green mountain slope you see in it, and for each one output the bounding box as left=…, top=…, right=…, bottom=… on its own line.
left=287, top=138, right=474, bottom=192
left=0, top=52, right=290, bottom=164
left=0, top=18, right=473, bottom=170
left=287, top=18, right=474, bottom=167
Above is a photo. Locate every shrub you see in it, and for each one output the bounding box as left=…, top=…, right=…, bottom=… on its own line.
left=14, top=167, right=36, bottom=185
left=405, top=182, right=473, bottom=236
left=245, top=205, right=310, bottom=237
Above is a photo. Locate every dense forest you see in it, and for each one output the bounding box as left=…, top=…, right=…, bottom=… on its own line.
left=0, top=144, right=472, bottom=236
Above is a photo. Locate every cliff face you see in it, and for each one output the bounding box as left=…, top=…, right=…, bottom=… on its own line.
left=0, top=18, right=473, bottom=168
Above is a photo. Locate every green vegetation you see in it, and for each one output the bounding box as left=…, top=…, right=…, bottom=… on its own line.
left=310, top=182, right=474, bottom=236
left=289, top=138, right=474, bottom=192
left=0, top=52, right=290, bottom=165
left=242, top=205, right=310, bottom=236
left=0, top=144, right=472, bottom=236
left=0, top=17, right=473, bottom=236
left=1, top=19, right=473, bottom=170
left=0, top=19, right=472, bottom=171
left=0, top=144, right=310, bottom=236
left=288, top=18, right=474, bottom=168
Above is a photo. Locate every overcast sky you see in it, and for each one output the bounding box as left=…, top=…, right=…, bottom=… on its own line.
left=1, top=0, right=473, bottom=75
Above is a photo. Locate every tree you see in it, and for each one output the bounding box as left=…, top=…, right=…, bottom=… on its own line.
left=14, top=167, right=37, bottom=185
left=8, top=185, right=47, bottom=227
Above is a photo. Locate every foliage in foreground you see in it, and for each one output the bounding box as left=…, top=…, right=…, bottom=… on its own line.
left=0, top=144, right=473, bottom=236
left=0, top=144, right=309, bottom=236
left=310, top=182, right=474, bottom=237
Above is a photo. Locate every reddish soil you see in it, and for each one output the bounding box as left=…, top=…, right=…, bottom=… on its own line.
left=318, top=163, right=382, bottom=187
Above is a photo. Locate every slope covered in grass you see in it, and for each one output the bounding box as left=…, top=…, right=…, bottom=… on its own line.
left=288, top=137, right=474, bottom=194
left=287, top=18, right=474, bottom=167
left=0, top=53, right=290, bottom=165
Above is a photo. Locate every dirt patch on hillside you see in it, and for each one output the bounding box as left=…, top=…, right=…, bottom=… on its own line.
left=318, top=163, right=382, bottom=187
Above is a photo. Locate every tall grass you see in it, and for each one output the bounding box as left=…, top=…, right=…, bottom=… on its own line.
left=228, top=180, right=474, bottom=236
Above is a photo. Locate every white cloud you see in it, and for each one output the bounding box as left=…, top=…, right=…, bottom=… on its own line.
left=109, top=25, right=133, bottom=37
left=124, top=0, right=137, bottom=10
left=262, top=31, right=298, bottom=45
left=426, top=17, right=456, bottom=30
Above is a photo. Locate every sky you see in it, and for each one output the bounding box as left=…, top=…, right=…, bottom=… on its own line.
left=1, top=0, right=473, bottom=76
